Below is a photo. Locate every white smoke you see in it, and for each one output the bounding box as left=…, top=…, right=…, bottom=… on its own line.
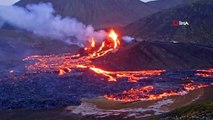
left=0, top=3, right=107, bottom=46
left=122, top=36, right=134, bottom=43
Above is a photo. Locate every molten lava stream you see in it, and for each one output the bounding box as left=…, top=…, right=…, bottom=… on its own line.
left=23, top=29, right=165, bottom=83
left=104, top=83, right=208, bottom=102
left=89, top=67, right=165, bottom=82
left=196, top=69, right=213, bottom=78
left=22, top=29, right=213, bottom=103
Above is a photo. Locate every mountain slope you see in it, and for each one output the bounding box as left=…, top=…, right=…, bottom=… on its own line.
left=123, top=0, right=213, bottom=44
left=147, top=0, right=189, bottom=10
left=94, top=41, right=213, bottom=70
left=15, top=0, right=156, bottom=29
left=15, top=0, right=188, bottom=29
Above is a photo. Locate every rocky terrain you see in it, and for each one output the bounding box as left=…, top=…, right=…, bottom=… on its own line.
left=0, top=85, right=212, bottom=120
left=0, top=40, right=213, bottom=111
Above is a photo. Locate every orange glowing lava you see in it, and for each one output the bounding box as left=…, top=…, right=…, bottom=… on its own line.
left=196, top=69, right=213, bottom=78
left=90, top=67, right=165, bottom=82
left=105, top=83, right=208, bottom=102
left=24, top=30, right=165, bottom=82
left=108, top=30, right=120, bottom=49
left=22, top=29, right=213, bottom=103
left=91, top=38, right=96, bottom=48
left=183, top=83, right=208, bottom=91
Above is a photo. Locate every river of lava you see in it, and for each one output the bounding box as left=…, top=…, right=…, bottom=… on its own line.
left=22, top=30, right=213, bottom=103
left=104, top=83, right=208, bottom=102
left=196, top=69, right=213, bottom=78
left=23, top=30, right=165, bottom=82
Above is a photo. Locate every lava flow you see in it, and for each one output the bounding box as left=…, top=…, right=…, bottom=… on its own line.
left=22, top=30, right=212, bottom=103
left=23, top=30, right=165, bottom=82
left=196, top=69, right=213, bottom=78
left=105, top=83, right=208, bottom=102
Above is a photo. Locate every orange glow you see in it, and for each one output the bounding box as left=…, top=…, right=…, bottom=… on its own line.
left=76, top=65, right=88, bottom=69
left=91, top=38, right=96, bottom=48
left=109, top=30, right=120, bottom=48
left=58, top=68, right=66, bottom=76
left=24, top=30, right=165, bottom=82
left=90, top=67, right=116, bottom=82
left=97, top=42, right=105, bottom=52
left=89, top=68, right=165, bottom=82
left=71, top=54, right=80, bottom=58
left=22, top=29, right=213, bottom=103
left=105, top=83, right=208, bottom=102
left=183, top=83, right=208, bottom=91
left=196, top=69, right=213, bottom=78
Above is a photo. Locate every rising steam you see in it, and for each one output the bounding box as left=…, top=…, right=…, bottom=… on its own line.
left=0, top=3, right=107, bottom=46
left=122, top=36, right=134, bottom=43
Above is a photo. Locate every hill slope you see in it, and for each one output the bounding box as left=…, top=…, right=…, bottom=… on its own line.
left=15, top=0, right=155, bottom=29
left=94, top=41, right=213, bottom=70
left=123, top=0, right=213, bottom=44
left=15, top=0, right=187, bottom=29
left=147, top=0, right=188, bottom=10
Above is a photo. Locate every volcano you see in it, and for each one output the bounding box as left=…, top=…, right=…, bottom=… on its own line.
left=0, top=0, right=213, bottom=119
left=0, top=30, right=213, bottom=119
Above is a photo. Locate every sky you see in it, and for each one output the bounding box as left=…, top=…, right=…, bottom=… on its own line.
left=0, top=0, right=156, bottom=6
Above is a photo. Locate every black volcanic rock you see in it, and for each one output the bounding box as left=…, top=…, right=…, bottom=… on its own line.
left=123, top=0, right=213, bottom=44
left=94, top=41, right=213, bottom=70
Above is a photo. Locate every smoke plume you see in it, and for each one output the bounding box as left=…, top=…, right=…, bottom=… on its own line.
left=0, top=3, right=107, bottom=46
left=122, top=36, right=134, bottom=43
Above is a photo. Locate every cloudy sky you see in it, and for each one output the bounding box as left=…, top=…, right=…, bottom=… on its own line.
left=0, top=0, right=156, bottom=6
